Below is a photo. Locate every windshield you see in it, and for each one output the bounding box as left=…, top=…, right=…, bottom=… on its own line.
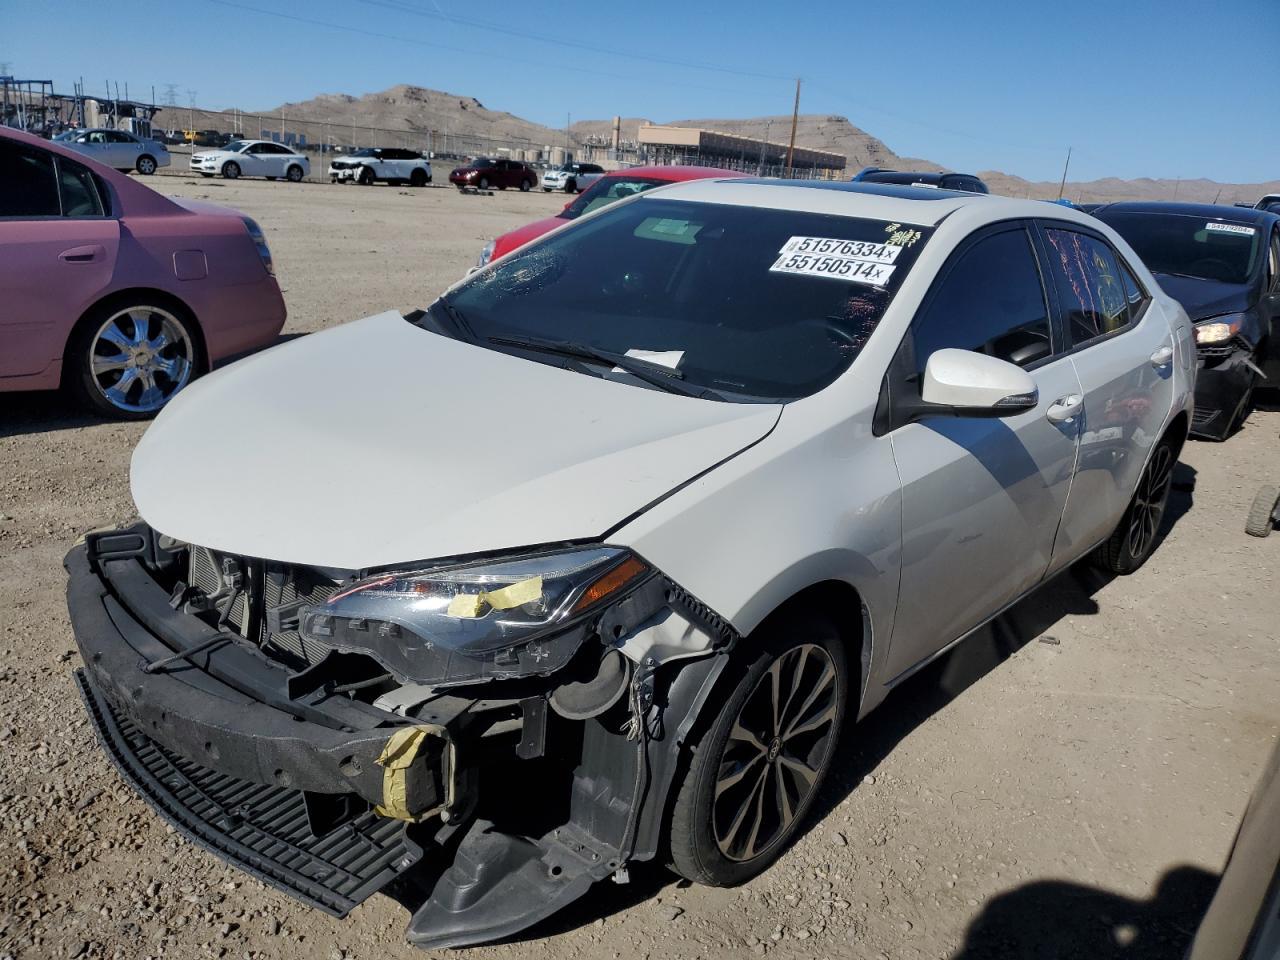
left=422, top=196, right=933, bottom=401
left=1100, top=212, right=1262, bottom=285
left=562, top=177, right=670, bottom=221
left=470, top=157, right=493, bottom=169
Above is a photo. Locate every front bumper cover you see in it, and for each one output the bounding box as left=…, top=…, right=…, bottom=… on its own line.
left=65, top=528, right=735, bottom=948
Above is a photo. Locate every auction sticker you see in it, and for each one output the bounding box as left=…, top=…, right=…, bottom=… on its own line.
left=770, top=251, right=896, bottom=285
left=1205, top=222, right=1255, bottom=236
left=778, top=236, right=903, bottom=264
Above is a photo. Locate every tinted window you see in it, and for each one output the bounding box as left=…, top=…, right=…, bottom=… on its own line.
left=911, top=228, right=1053, bottom=372
left=1118, top=257, right=1148, bottom=315
left=59, top=157, right=105, bottom=216
left=105, top=131, right=133, bottom=143
left=1043, top=228, right=1131, bottom=345
left=0, top=142, right=60, bottom=217
left=428, top=197, right=935, bottom=401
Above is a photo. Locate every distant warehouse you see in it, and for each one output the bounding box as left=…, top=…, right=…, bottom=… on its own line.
left=635, top=124, right=846, bottom=179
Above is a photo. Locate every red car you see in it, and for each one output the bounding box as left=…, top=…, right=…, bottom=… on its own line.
left=0, top=127, right=286, bottom=418
left=448, top=157, right=539, bottom=192
left=478, top=165, right=746, bottom=266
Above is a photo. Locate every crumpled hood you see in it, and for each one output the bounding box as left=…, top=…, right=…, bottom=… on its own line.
left=1154, top=274, right=1253, bottom=321
left=131, top=311, right=781, bottom=570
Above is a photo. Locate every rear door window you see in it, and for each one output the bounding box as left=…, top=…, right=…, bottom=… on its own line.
left=1041, top=226, right=1134, bottom=347
left=0, top=142, right=61, bottom=217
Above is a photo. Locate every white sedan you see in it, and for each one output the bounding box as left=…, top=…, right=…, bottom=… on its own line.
left=54, top=128, right=170, bottom=174
left=189, top=140, right=310, bottom=181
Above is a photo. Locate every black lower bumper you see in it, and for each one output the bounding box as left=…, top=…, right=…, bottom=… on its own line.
left=76, top=668, right=423, bottom=915
left=1192, top=352, right=1255, bottom=439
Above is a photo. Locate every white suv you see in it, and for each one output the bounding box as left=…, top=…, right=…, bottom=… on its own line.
left=542, top=161, right=604, bottom=193
left=328, top=147, right=432, bottom=186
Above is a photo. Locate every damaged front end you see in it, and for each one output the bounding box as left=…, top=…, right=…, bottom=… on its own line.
left=67, top=524, right=736, bottom=948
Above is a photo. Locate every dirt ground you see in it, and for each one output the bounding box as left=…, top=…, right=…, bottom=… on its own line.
left=1, top=176, right=1277, bottom=960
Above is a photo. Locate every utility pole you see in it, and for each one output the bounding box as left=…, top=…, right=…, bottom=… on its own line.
left=1056, top=146, right=1072, bottom=200
left=1173, top=177, right=1182, bottom=200
left=785, top=78, right=801, bottom=178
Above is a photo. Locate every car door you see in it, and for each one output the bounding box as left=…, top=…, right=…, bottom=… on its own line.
left=0, top=140, right=119, bottom=379
left=243, top=143, right=273, bottom=176
left=881, top=223, right=1083, bottom=680
left=1033, top=221, right=1175, bottom=566
left=105, top=130, right=139, bottom=169
left=75, top=130, right=111, bottom=166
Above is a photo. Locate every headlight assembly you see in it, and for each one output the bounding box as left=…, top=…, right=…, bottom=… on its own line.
left=299, top=547, right=654, bottom=685
left=478, top=240, right=495, bottom=267
left=1194, top=314, right=1244, bottom=344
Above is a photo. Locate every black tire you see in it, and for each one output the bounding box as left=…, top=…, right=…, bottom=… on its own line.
left=478, top=176, right=490, bottom=190
left=520, top=179, right=532, bottom=192
left=564, top=179, right=576, bottom=194
left=1245, top=484, right=1280, bottom=538
left=409, top=168, right=428, bottom=187
left=286, top=165, right=304, bottom=183
left=222, top=161, right=240, bottom=180
left=543, top=187, right=551, bottom=192
left=1093, top=435, right=1177, bottom=573
left=668, top=611, right=847, bottom=887
left=266, top=176, right=277, bottom=181
left=135, top=155, right=157, bottom=175
left=66, top=299, right=202, bottom=421
left=200, top=173, right=214, bottom=178
left=358, top=166, right=374, bottom=185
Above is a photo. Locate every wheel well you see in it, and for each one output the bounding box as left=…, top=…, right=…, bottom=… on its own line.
left=60, top=288, right=206, bottom=387
left=1165, top=410, right=1190, bottom=459
left=752, top=580, right=870, bottom=712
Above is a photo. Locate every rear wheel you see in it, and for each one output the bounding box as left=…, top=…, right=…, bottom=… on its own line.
left=520, top=178, right=532, bottom=192
left=222, top=161, right=240, bottom=180
left=668, top=612, right=847, bottom=886
left=1094, top=436, right=1176, bottom=573
left=136, top=155, right=157, bottom=175
left=68, top=301, right=200, bottom=420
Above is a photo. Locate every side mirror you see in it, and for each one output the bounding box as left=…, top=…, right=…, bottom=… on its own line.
left=920, top=349, right=1038, bottom=416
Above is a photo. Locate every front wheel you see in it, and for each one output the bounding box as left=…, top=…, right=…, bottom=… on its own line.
left=564, top=179, right=576, bottom=194
left=1094, top=436, right=1176, bottom=573
left=409, top=168, right=428, bottom=187
left=67, top=302, right=200, bottom=420
left=357, top=166, right=374, bottom=185
left=136, top=155, right=157, bottom=175
left=222, top=161, right=241, bottom=180
left=286, top=165, right=304, bottom=183
left=668, top=612, right=847, bottom=886
left=478, top=176, right=490, bottom=190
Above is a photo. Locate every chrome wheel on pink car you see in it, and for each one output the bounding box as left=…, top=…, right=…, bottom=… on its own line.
left=87, top=307, right=195, bottom=415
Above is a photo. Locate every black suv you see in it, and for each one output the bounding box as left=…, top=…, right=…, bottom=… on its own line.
left=852, top=167, right=989, bottom=194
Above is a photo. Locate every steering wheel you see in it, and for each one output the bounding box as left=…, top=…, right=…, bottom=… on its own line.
left=1187, top=258, right=1235, bottom=281
left=795, top=317, right=865, bottom=349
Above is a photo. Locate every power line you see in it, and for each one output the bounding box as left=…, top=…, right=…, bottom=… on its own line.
left=200, top=0, right=771, bottom=99
left=356, top=0, right=791, bottom=83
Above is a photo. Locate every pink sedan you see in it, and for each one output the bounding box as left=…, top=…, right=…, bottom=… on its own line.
left=0, top=127, right=286, bottom=418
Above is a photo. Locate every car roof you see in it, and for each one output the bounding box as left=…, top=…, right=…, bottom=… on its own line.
left=1093, top=201, right=1279, bottom=225
left=602, top=165, right=747, bottom=183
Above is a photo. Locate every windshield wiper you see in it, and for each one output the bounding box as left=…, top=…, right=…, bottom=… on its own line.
left=428, top=299, right=478, bottom=343
left=487, top=334, right=723, bottom=399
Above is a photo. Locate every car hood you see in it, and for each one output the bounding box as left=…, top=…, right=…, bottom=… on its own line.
left=492, top=215, right=567, bottom=259
left=131, top=311, right=781, bottom=570
left=1154, top=274, right=1254, bottom=321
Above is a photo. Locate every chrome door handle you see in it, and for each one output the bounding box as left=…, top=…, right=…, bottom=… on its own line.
left=1046, top=394, right=1083, bottom=423
left=1150, top=345, right=1174, bottom=367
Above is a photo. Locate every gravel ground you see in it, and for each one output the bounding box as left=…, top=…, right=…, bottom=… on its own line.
left=1, top=176, right=1277, bottom=960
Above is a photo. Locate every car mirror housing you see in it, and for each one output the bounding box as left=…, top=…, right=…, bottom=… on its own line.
left=920, top=348, right=1038, bottom=417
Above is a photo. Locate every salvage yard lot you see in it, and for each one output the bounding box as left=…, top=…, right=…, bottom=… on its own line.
left=0, top=177, right=1277, bottom=960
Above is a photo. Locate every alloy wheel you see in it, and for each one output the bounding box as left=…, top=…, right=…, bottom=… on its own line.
left=1126, top=443, right=1173, bottom=560
left=87, top=307, right=194, bottom=414
left=713, top=643, right=840, bottom=862
left=137, top=156, right=156, bottom=174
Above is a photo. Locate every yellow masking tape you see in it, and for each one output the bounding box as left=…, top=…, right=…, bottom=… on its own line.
left=445, top=576, right=543, bottom=620
left=374, top=725, right=434, bottom=821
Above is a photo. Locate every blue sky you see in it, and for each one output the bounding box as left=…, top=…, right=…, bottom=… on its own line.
left=4, top=0, right=1278, bottom=183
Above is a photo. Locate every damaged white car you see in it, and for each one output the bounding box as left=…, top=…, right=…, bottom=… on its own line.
left=68, top=179, right=1195, bottom=948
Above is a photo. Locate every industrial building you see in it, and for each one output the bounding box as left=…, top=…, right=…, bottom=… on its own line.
left=633, top=124, right=846, bottom=178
